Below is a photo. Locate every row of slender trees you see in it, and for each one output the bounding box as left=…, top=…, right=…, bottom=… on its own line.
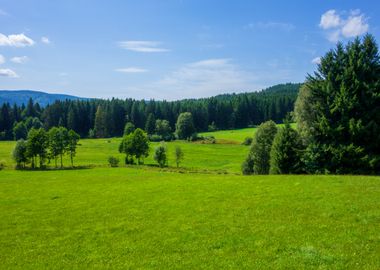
left=243, top=35, right=380, bottom=175
left=0, top=83, right=299, bottom=140
left=13, top=127, right=80, bottom=169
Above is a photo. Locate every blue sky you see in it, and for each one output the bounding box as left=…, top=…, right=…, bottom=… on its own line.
left=0, top=0, right=379, bottom=100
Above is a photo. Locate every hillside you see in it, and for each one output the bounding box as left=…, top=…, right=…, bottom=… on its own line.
left=0, top=90, right=87, bottom=107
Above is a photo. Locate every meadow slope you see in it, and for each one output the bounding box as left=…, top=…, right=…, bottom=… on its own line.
left=0, top=168, right=379, bottom=269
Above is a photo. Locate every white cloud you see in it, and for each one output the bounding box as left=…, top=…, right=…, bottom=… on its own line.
left=11, top=56, right=29, bottom=64
left=319, top=10, right=341, bottom=29
left=319, top=10, right=369, bottom=42
left=327, top=30, right=341, bottom=43
left=247, top=22, right=295, bottom=31
left=118, top=41, right=169, bottom=52
left=342, top=14, right=369, bottom=37
left=0, top=54, right=5, bottom=64
left=0, top=68, right=18, bottom=78
left=311, top=57, right=321, bottom=65
left=152, top=58, right=257, bottom=99
left=115, top=67, right=148, bottom=73
left=41, top=36, right=50, bottom=44
left=0, top=33, right=35, bottom=47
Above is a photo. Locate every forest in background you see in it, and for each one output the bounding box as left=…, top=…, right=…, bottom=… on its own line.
left=0, top=83, right=300, bottom=140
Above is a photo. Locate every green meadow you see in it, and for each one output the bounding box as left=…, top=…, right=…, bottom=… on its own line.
left=0, top=127, right=260, bottom=173
left=1, top=128, right=379, bottom=269
left=0, top=168, right=379, bottom=269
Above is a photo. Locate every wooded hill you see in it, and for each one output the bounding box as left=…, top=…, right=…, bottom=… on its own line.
left=0, top=83, right=300, bottom=140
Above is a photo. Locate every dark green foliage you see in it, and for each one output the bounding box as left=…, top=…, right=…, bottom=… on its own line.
left=12, top=139, right=28, bottom=168
left=48, top=127, right=69, bottom=168
left=174, top=146, right=184, bottom=168
left=25, top=117, right=43, bottom=130
left=244, top=120, right=277, bottom=174
left=155, top=119, right=173, bottom=141
left=26, top=128, right=49, bottom=168
left=154, top=142, right=167, bottom=168
left=67, top=130, right=80, bottom=167
left=108, top=156, right=119, bottom=167
left=145, top=113, right=156, bottom=135
left=176, top=112, right=196, bottom=140
left=94, top=105, right=108, bottom=138
left=295, top=35, right=380, bottom=174
left=242, top=137, right=253, bottom=146
left=119, top=128, right=150, bottom=165
left=124, top=122, right=135, bottom=135
left=0, top=83, right=300, bottom=140
left=13, top=122, right=28, bottom=140
left=241, top=155, right=254, bottom=175
left=270, top=121, right=304, bottom=174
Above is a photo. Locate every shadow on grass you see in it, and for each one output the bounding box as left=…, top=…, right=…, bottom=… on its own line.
left=14, top=165, right=95, bottom=171
left=123, top=163, right=235, bottom=175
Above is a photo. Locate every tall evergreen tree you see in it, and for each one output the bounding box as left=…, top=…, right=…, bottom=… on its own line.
left=295, top=35, right=380, bottom=174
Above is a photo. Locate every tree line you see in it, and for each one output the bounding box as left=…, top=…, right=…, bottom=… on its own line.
left=0, top=83, right=299, bottom=140
left=242, top=35, right=380, bottom=175
left=13, top=127, right=80, bottom=169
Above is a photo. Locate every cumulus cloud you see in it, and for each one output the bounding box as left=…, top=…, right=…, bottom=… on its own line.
left=0, top=68, right=18, bottom=78
left=319, top=10, right=341, bottom=29
left=342, top=15, right=369, bottom=37
left=41, top=36, right=50, bottom=44
left=311, top=57, right=321, bottom=65
left=319, top=10, right=369, bottom=42
left=115, top=67, right=148, bottom=73
left=0, top=33, right=35, bottom=47
left=118, top=41, right=169, bottom=52
left=0, top=54, right=5, bottom=64
left=11, top=56, right=29, bottom=64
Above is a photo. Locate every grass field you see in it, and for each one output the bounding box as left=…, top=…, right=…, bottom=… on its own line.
left=200, top=127, right=257, bottom=143
left=0, top=137, right=249, bottom=173
left=1, top=128, right=379, bottom=268
left=0, top=168, right=379, bottom=269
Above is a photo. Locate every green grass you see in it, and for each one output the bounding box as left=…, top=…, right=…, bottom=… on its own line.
left=0, top=168, right=379, bottom=269
left=200, top=127, right=257, bottom=143
left=200, top=124, right=296, bottom=144
left=0, top=138, right=249, bottom=173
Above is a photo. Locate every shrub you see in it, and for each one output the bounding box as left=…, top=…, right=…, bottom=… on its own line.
left=241, top=155, right=254, bottom=175
left=149, top=134, right=162, bottom=142
left=0, top=160, right=6, bottom=170
left=108, top=156, right=120, bottom=167
left=154, top=142, right=167, bottom=168
left=174, top=146, right=184, bottom=168
left=242, top=137, right=253, bottom=146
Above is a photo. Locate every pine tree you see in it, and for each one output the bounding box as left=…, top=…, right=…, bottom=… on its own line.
left=145, top=113, right=156, bottom=135
left=270, top=120, right=304, bottom=174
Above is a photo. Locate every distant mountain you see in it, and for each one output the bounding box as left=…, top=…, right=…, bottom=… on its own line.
left=0, top=90, right=88, bottom=107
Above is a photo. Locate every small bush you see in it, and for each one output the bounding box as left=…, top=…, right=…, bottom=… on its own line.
left=242, top=137, right=253, bottom=145
left=154, top=142, right=167, bottom=168
left=149, top=134, right=163, bottom=142
left=0, top=160, right=6, bottom=170
left=188, top=133, right=201, bottom=142
left=108, top=156, right=119, bottom=167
